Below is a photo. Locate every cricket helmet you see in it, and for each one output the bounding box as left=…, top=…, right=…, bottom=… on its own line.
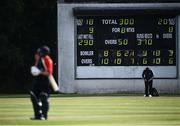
left=39, top=45, right=51, bottom=57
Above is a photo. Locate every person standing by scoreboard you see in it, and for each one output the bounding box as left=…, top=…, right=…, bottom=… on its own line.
left=142, top=67, right=154, bottom=97
left=30, top=45, right=53, bottom=120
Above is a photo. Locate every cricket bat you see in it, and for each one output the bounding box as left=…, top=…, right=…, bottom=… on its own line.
left=48, top=74, right=59, bottom=92
left=41, top=58, right=59, bottom=92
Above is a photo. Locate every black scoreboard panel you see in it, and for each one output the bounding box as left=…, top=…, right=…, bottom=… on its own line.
left=76, top=15, right=176, bottom=66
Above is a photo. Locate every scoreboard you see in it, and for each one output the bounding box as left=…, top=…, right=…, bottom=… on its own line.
left=74, top=8, right=178, bottom=78
left=58, top=2, right=180, bottom=93
left=77, top=16, right=176, bottom=66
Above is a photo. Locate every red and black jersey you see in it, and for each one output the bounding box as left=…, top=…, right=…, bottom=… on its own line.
left=32, top=55, right=54, bottom=94
left=43, top=55, right=53, bottom=75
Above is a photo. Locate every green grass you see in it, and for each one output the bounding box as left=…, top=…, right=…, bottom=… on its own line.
left=0, top=94, right=180, bottom=126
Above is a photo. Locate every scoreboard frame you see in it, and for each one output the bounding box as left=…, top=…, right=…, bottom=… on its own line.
left=74, top=6, right=179, bottom=79
left=58, top=2, right=180, bottom=93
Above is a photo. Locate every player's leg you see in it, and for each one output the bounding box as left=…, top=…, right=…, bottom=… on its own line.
left=40, top=92, right=49, bottom=120
left=144, top=81, right=148, bottom=97
left=30, top=91, right=43, bottom=119
left=149, top=80, right=153, bottom=97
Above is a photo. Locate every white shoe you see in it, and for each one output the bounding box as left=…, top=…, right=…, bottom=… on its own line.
left=40, top=117, right=46, bottom=120
left=144, top=95, right=148, bottom=97
left=30, top=117, right=45, bottom=120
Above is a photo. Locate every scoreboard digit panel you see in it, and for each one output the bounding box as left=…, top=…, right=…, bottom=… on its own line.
left=76, top=15, right=176, bottom=66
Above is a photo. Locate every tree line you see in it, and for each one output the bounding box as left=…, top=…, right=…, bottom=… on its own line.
left=0, top=0, right=57, bottom=93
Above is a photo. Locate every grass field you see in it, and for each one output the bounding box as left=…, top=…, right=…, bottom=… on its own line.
left=0, top=94, right=180, bottom=126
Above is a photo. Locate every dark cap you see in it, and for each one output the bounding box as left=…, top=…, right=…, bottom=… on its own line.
left=39, top=45, right=51, bottom=57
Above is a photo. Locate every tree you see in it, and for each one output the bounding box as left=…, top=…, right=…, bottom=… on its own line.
left=0, top=0, right=57, bottom=93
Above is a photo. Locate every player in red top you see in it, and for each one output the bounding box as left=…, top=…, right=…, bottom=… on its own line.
left=30, top=46, right=53, bottom=120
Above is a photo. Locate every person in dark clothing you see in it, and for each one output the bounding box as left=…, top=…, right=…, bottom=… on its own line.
left=30, top=46, right=53, bottom=120
left=142, top=67, right=154, bottom=97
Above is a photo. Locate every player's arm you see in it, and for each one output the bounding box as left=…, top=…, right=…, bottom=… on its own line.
left=142, top=71, right=146, bottom=80
left=149, top=70, right=154, bottom=81
left=40, top=56, right=53, bottom=76
left=31, top=53, right=41, bottom=76
left=40, top=70, right=50, bottom=76
left=34, top=53, right=40, bottom=66
left=142, top=71, right=144, bottom=78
